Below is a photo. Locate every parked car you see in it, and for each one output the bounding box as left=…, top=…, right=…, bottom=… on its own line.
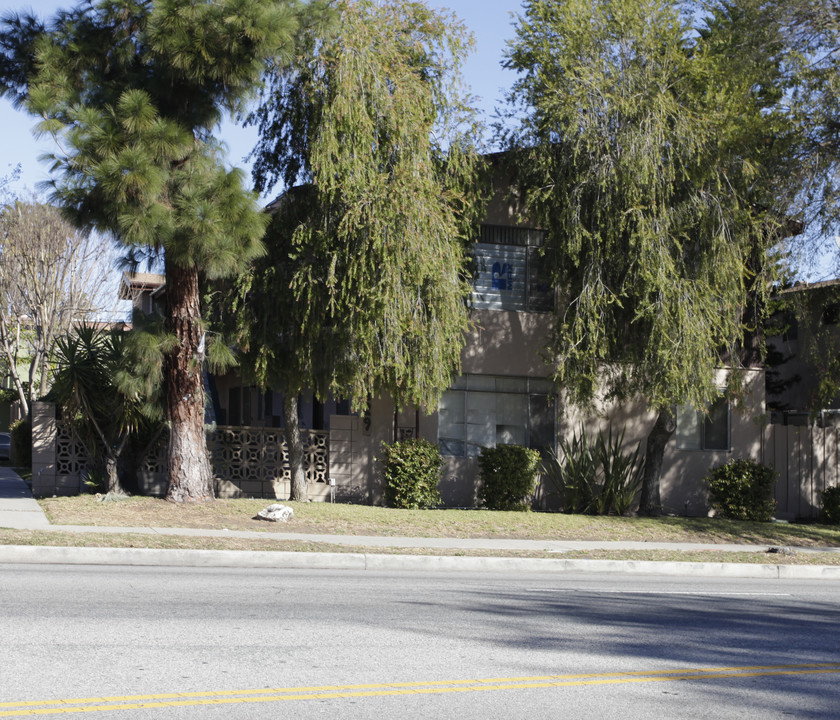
left=0, top=432, right=10, bottom=461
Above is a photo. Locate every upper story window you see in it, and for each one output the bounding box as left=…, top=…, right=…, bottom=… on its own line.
left=471, top=225, right=553, bottom=312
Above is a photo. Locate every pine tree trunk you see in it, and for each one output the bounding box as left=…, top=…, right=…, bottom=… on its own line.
left=638, top=406, right=676, bottom=517
left=164, top=263, right=214, bottom=503
left=283, top=392, right=308, bottom=502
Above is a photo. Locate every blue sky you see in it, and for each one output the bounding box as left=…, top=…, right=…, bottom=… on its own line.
left=2, top=0, right=833, bottom=280
left=0, top=0, right=524, bottom=197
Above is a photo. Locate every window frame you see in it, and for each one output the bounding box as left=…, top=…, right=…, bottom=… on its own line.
left=675, top=395, right=731, bottom=452
left=438, top=374, right=555, bottom=458
left=471, top=225, right=553, bottom=313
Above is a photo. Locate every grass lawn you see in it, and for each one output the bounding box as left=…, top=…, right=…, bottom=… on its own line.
left=34, top=494, right=840, bottom=548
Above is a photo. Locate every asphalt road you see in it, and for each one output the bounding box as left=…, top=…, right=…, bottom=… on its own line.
left=1, top=565, right=839, bottom=719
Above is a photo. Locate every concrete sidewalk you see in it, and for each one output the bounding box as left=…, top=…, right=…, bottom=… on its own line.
left=1, top=468, right=839, bottom=578
left=0, top=466, right=51, bottom=530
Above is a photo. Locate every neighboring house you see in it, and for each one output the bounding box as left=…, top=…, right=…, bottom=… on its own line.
left=118, top=271, right=166, bottom=316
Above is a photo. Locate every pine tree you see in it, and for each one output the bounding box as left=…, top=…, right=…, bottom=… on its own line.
left=0, top=0, right=307, bottom=501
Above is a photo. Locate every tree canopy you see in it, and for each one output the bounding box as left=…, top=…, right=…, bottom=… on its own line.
left=0, top=0, right=309, bottom=501
left=0, top=197, right=117, bottom=416
left=503, top=0, right=796, bottom=513
left=228, top=0, right=485, bottom=499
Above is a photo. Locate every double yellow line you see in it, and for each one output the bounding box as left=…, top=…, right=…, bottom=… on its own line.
left=2, top=663, right=838, bottom=716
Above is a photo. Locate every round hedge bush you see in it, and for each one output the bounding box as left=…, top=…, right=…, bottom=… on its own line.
left=706, top=458, right=776, bottom=522
left=381, top=438, right=443, bottom=509
left=478, top=444, right=542, bottom=511
left=820, top=485, right=840, bottom=525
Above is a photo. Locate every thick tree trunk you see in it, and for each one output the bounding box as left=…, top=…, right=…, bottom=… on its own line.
left=638, top=406, right=676, bottom=517
left=164, top=263, right=214, bottom=503
left=104, top=454, right=125, bottom=496
left=283, top=392, right=308, bottom=502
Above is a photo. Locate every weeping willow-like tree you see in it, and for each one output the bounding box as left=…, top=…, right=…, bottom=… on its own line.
left=232, top=0, right=486, bottom=501
left=0, top=0, right=310, bottom=501
left=504, top=0, right=794, bottom=514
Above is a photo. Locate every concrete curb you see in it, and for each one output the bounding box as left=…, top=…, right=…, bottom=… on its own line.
left=2, top=545, right=839, bottom=579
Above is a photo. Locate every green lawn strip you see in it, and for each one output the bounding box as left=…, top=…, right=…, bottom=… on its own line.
left=36, top=495, right=840, bottom=547
left=1, top=529, right=839, bottom=565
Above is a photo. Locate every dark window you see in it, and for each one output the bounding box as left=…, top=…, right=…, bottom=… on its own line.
left=822, top=303, right=840, bottom=325
left=676, top=396, right=730, bottom=451
left=228, top=387, right=241, bottom=426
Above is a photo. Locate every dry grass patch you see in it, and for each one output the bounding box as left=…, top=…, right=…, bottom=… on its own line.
left=35, top=494, right=840, bottom=548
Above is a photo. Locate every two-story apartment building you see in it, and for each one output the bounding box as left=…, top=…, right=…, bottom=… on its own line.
left=122, top=177, right=767, bottom=514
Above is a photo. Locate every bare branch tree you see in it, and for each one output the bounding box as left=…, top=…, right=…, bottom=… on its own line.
left=0, top=196, right=119, bottom=416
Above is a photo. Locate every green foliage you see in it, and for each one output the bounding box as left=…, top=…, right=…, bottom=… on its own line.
left=597, top=426, right=645, bottom=515
left=0, top=387, right=19, bottom=404
left=543, top=425, right=643, bottom=515
left=49, top=324, right=161, bottom=493
left=504, top=0, right=790, bottom=412
left=819, top=485, right=840, bottom=525
left=504, top=0, right=796, bottom=516
left=9, top=417, right=30, bottom=468
left=0, top=0, right=309, bottom=499
left=543, top=429, right=598, bottom=514
left=381, top=438, right=443, bottom=510
left=706, top=458, right=777, bottom=522
left=244, top=0, right=486, bottom=411
left=477, top=445, right=542, bottom=512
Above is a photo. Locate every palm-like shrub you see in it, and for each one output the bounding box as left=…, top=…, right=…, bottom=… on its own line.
left=543, top=425, right=643, bottom=515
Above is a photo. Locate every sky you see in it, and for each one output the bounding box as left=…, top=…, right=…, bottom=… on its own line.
left=0, top=0, right=525, bottom=198
left=1, top=0, right=835, bottom=280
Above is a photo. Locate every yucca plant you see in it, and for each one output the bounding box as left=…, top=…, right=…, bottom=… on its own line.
left=544, top=427, right=599, bottom=514
left=596, top=425, right=644, bottom=515
left=545, top=424, right=643, bottom=515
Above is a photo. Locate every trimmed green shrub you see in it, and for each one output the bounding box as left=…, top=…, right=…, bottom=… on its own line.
left=381, top=438, right=443, bottom=509
left=478, top=444, right=541, bottom=511
left=9, top=417, right=31, bottom=468
left=706, top=458, right=776, bottom=522
left=820, top=485, right=840, bottom=525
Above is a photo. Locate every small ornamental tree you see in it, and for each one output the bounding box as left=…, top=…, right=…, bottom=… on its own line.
left=50, top=324, right=163, bottom=496
left=0, top=198, right=117, bottom=415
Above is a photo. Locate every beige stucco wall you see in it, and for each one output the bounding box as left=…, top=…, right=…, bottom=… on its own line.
left=559, top=369, right=766, bottom=515
left=461, top=309, right=554, bottom=377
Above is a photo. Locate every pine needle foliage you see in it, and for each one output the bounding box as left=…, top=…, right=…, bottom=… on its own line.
left=0, top=0, right=307, bottom=501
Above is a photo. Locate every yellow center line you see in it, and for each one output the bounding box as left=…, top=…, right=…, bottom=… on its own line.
left=1, top=663, right=839, bottom=717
